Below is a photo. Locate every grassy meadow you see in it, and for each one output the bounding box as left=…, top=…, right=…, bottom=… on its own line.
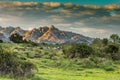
left=0, top=42, right=120, bottom=80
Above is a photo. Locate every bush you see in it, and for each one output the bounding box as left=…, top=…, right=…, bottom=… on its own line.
left=34, top=53, right=41, bottom=58
left=103, top=66, right=116, bottom=71
left=0, top=46, right=36, bottom=77
left=75, top=57, right=116, bottom=70
left=105, top=44, right=120, bottom=60
left=105, top=44, right=119, bottom=53
left=0, top=40, right=3, bottom=43
left=63, top=44, right=94, bottom=58
left=25, top=40, right=39, bottom=46
left=9, top=33, right=23, bottom=43
left=80, top=58, right=96, bottom=68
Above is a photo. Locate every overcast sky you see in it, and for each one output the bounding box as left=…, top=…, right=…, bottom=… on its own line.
left=0, top=0, right=120, bottom=38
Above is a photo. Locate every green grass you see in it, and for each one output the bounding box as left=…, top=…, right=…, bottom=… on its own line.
left=29, top=58, right=120, bottom=80
left=1, top=43, right=120, bottom=80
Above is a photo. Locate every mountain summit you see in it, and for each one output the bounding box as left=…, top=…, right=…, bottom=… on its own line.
left=0, top=25, right=93, bottom=44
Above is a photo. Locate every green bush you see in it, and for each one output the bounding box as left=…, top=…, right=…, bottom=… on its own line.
left=103, top=66, right=116, bottom=71
left=0, top=40, right=3, bottom=43
left=9, top=33, right=23, bottom=43
left=75, top=57, right=116, bottom=70
left=80, top=58, right=96, bottom=68
left=105, top=44, right=120, bottom=60
left=34, top=53, right=42, bottom=58
left=0, top=46, right=36, bottom=77
left=63, top=44, right=94, bottom=58
left=105, top=44, right=119, bottom=53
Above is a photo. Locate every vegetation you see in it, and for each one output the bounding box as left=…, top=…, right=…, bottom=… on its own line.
left=110, top=34, right=119, bottom=44
left=9, top=33, right=24, bottom=43
left=0, top=34, right=120, bottom=80
left=0, top=40, right=3, bottom=43
left=102, top=38, right=108, bottom=46
left=0, top=45, right=36, bottom=78
left=105, top=44, right=120, bottom=60
left=63, top=44, right=94, bottom=58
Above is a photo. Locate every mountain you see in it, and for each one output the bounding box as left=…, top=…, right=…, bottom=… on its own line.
left=0, top=25, right=93, bottom=44
left=0, top=26, right=26, bottom=42
left=37, top=25, right=92, bottom=44
left=10, top=27, right=26, bottom=36
left=23, top=27, right=49, bottom=41
left=0, top=33, right=7, bottom=42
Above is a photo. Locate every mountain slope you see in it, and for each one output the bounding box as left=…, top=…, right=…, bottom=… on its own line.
left=23, top=27, right=49, bottom=41
left=0, top=26, right=26, bottom=42
left=0, top=25, right=93, bottom=44
left=37, top=25, right=92, bottom=44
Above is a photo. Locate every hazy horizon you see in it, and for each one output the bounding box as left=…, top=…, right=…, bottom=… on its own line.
left=0, top=0, right=120, bottom=38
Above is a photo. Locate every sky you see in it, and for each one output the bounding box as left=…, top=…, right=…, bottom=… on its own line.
left=1, top=0, right=120, bottom=5
left=0, top=0, right=120, bottom=38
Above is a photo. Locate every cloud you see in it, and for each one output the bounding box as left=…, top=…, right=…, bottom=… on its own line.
left=74, top=21, right=85, bottom=26
left=0, top=2, right=39, bottom=8
left=0, top=2, right=120, bottom=38
left=69, top=27, right=110, bottom=38
left=104, top=4, right=120, bottom=10
left=43, top=2, right=61, bottom=8
left=81, top=28, right=108, bottom=34
left=83, top=5, right=101, bottom=9
left=56, top=23, right=72, bottom=27
left=64, top=3, right=75, bottom=8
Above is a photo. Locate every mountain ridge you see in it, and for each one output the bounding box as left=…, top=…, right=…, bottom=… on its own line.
left=0, top=25, right=93, bottom=44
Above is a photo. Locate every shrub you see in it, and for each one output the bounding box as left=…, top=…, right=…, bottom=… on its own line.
left=34, top=53, right=41, bottom=58
left=105, top=44, right=120, bottom=60
left=9, top=33, right=23, bottom=43
left=0, top=40, right=3, bottom=43
left=102, top=38, right=108, bottom=46
left=75, top=57, right=116, bottom=70
left=80, top=58, right=96, bottom=68
left=0, top=46, right=36, bottom=77
left=105, top=44, right=119, bottom=53
left=25, top=40, right=38, bottom=46
left=63, top=44, right=94, bottom=58
left=103, top=66, right=116, bottom=71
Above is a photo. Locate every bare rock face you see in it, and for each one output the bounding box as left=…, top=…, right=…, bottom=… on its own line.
left=0, top=33, right=10, bottom=42
left=10, top=27, right=26, bottom=36
left=0, top=25, right=93, bottom=44
left=37, top=25, right=93, bottom=44
left=0, top=33, right=5, bottom=39
left=23, top=27, right=49, bottom=41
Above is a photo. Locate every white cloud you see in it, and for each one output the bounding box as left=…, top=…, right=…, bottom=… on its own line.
left=68, top=27, right=110, bottom=38
left=43, top=2, right=61, bottom=8
left=56, top=23, right=72, bottom=27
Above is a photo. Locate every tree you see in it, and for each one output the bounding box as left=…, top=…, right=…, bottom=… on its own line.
left=9, top=33, right=23, bottom=43
left=105, top=44, right=120, bottom=60
left=0, top=40, right=3, bottom=43
left=102, top=38, right=108, bottom=46
left=105, top=44, right=119, bottom=53
left=63, top=44, right=94, bottom=58
left=110, top=34, right=119, bottom=44
left=118, top=38, right=120, bottom=44
left=92, top=38, right=102, bottom=47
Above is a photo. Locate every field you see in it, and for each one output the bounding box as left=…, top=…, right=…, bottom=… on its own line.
left=0, top=43, right=120, bottom=80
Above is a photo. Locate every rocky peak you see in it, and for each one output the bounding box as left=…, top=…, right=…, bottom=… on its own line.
left=49, top=25, right=55, bottom=29
left=15, top=27, right=21, bottom=30
left=49, top=25, right=57, bottom=30
left=39, top=26, right=49, bottom=33
left=0, top=25, right=93, bottom=44
left=48, top=25, right=59, bottom=32
left=10, top=27, right=26, bottom=36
